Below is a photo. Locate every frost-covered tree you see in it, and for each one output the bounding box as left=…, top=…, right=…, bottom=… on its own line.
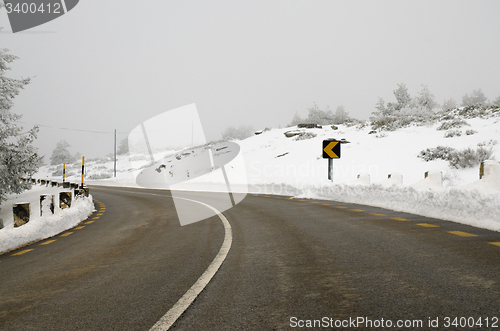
left=117, top=137, right=129, bottom=155
left=0, top=48, right=41, bottom=204
left=442, top=98, right=458, bottom=111
left=461, top=89, right=488, bottom=107
left=333, top=105, right=350, bottom=124
left=288, top=111, right=303, bottom=127
left=492, top=95, right=500, bottom=107
left=302, top=103, right=335, bottom=125
left=372, top=97, right=387, bottom=117
left=305, top=103, right=323, bottom=123
left=50, top=140, right=74, bottom=165
left=411, top=85, right=438, bottom=112
left=393, top=83, right=412, bottom=111
left=222, top=125, right=254, bottom=140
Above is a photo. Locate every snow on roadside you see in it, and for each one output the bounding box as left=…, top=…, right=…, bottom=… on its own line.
left=35, top=115, right=500, bottom=232
left=0, top=185, right=94, bottom=255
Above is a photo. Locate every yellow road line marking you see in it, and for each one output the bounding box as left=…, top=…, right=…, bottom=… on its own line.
left=370, top=213, right=386, bottom=216
left=417, top=223, right=440, bottom=228
left=335, top=206, right=348, bottom=209
left=85, top=221, right=94, bottom=224
left=350, top=209, right=364, bottom=212
left=75, top=226, right=85, bottom=230
left=59, top=232, right=73, bottom=237
left=391, top=217, right=409, bottom=221
left=448, top=231, right=477, bottom=237
left=322, top=203, right=331, bottom=206
left=39, top=240, right=57, bottom=245
left=92, top=217, right=100, bottom=220
left=95, top=213, right=103, bottom=216
left=12, top=249, right=33, bottom=256
left=489, top=242, right=500, bottom=247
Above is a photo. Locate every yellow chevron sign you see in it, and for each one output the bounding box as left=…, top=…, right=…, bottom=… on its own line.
left=323, top=140, right=341, bottom=159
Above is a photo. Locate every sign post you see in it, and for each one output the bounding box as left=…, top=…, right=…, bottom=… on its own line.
left=322, top=139, right=341, bottom=182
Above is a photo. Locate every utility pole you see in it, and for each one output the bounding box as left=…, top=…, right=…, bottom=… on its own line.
left=114, top=129, right=117, bottom=177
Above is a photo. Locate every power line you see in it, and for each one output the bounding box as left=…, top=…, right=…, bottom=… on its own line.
left=16, top=121, right=129, bottom=134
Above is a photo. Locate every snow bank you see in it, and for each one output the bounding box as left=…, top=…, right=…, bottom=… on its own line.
left=0, top=185, right=94, bottom=255
left=250, top=163, right=500, bottom=232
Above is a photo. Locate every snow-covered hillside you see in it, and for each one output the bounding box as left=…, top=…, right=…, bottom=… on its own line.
left=35, top=111, right=500, bottom=231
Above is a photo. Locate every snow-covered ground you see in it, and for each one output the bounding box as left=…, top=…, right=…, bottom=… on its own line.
left=35, top=113, right=500, bottom=232
left=0, top=185, right=94, bottom=255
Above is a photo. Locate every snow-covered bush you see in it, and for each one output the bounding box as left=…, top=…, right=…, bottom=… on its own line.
left=436, top=119, right=469, bottom=130
left=465, top=129, right=477, bottom=135
left=477, top=140, right=498, bottom=147
left=88, top=173, right=113, bottom=180
left=418, top=146, right=456, bottom=162
left=418, top=145, right=493, bottom=169
left=449, top=147, right=494, bottom=169
left=444, top=130, right=462, bottom=138
left=294, top=132, right=317, bottom=141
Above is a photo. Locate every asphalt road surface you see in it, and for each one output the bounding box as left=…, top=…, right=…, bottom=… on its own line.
left=1, top=186, right=499, bottom=330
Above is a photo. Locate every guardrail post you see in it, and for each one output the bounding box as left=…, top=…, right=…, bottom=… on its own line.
left=75, top=186, right=89, bottom=198
left=40, top=194, right=55, bottom=216
left=59, top=191, right=72, bottom=209
left=13, top=203, right=30, bottom=227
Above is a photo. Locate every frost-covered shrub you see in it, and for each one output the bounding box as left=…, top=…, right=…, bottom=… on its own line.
left=355, top=121, right=368, bottom=130
left=465, top=129, right=477, bottom=135
left=477, top=139, right=498, bottom=147
left=418, top=146, right=456, bottom=162
left=419, top=145, right=494, bottom=168
left=436, top=119, right=469, bottom=130
left=449, top=147, right=494, bottom=169
left=88, top=173, right=113, bottom=180
left=371, top=113, right=433, bottom=131
left=294, top=132, right=317, bottom=141
left=444, top=130, right=462, bottom=138
left=375, top=133, right=388, bottom=138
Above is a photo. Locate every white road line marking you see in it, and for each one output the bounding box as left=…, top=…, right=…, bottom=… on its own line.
left=149, top=196, right=232, bottom=331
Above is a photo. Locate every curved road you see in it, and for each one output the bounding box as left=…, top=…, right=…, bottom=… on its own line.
left=1, top=186, right=500, bottom=330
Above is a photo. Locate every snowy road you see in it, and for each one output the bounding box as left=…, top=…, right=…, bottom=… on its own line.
left=1, top=186, right=500, bottom=330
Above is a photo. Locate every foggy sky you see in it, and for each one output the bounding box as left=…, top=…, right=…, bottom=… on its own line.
left=1, top=0, right=499, bottom=160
